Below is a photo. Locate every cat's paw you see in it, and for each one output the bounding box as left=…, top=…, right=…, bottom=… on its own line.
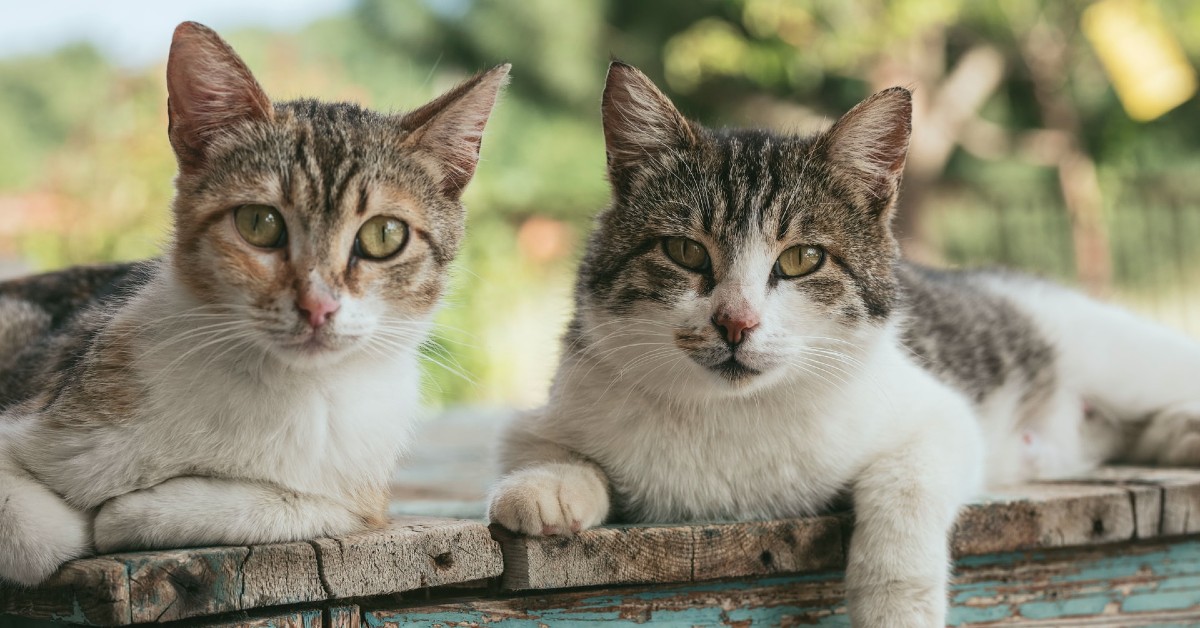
left=0, top=485, right=91, bottom=586
left=93, top=489, right=157, bottom=553
left=488, top=463, right=609, bottom=536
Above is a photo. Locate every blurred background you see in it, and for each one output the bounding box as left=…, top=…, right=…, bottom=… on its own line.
left=1, top=0, right=1199, bottom=410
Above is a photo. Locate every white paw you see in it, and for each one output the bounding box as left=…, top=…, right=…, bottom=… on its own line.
left=93, top=489, right=156, bottom=553
left=0, top=486, right=91, bottom=586
left=488, top=463, right=609, bottom=536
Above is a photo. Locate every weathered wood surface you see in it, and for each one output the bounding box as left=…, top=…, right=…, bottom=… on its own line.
left=497, top=467, right=1200, bottom=591
left=365, top=538, right=1200, bottom=626
left=0, top=518, right=501, bottom=626
left=495, top=515, right=847, bottom=590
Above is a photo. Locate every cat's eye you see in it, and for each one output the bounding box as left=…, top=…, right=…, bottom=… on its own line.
left=663, top=237, right=710, bottom=271
left=234, top=204, right=287, bottom=249
left=355, top=215, right=409, bottom=260
left=775, top=245, right=825, bottom=278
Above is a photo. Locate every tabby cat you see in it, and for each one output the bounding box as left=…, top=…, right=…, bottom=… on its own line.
left=0, top=22, right=508, bottom=585
left=488, top=62, right=1200, bottom=626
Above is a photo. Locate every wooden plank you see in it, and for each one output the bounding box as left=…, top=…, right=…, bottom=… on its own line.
left=123, top=546, right=247, bottom=624
left=952, top=483, right=1135, bottom=557
left=499, top=483, right=1137, bottom=591
left=1065, top=466, right=1200, bottom=538
left=495, top=524, right=695, bottom=590
left=365, top=539, right=1200, bottom=626
left=497, top=515, right=846, bottom=591
left=0, top=558, right=129, bottom=626
left=0, top=517, right=501, bottom=625
left=311, top=517, right=503, bottom=599
left=690, top=515, right=846, bottom=580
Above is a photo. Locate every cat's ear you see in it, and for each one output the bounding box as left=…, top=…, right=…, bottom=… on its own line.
left=166, top=22, right=273, bottom=172
left=817, top=87, right=912, bottom=217
left=399, top=64, right=511, bottom=200
left=601, top=61, right=697, bottom=175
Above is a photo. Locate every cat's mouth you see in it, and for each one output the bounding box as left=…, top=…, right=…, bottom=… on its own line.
left=709, top=357, right=761, bottom=382
left=279, top=329, right=345, bottom=355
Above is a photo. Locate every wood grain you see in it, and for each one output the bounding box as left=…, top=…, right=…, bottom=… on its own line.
left=0, top=517, right=501, bottom=626
left=311, top=517, right=502, bottom=598
left=952, top=482, right=1136, bottom=556
left=0, top=557, right=129, bottom=626
left=497, top=515, right=847, bottom=591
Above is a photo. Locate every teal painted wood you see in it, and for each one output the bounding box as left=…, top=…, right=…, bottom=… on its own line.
left=365, top=540, right=1200, bottom=626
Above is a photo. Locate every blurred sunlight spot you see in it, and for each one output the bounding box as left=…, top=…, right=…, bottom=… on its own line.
left=1082, top=0, right=1197, bottom=122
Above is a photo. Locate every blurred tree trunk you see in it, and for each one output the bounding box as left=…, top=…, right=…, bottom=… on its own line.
left=871, top=34, right=1005, bottom=263
left=1009, top=10, right=1113, bottom=296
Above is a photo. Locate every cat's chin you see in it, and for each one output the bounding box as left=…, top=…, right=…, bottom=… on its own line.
left=267, top=334, right=363, bottom=369
left=676, top=356, right=786, bottom=397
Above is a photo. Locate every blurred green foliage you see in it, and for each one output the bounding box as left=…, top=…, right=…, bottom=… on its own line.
left=1, top=0, right=1199, bottom=405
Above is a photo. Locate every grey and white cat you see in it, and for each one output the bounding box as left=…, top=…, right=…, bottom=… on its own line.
left=488, top=62, right=1200, bottom=626
left=0, top=22, right=508, bottom=586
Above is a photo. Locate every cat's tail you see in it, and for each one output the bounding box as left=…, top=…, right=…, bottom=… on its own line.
left=0, top=445, right=91, bottom=586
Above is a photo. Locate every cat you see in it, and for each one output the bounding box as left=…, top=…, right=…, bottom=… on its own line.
left=488, top=61, right=1200, bottom=626
left=0, top=21, right=508, bottom=586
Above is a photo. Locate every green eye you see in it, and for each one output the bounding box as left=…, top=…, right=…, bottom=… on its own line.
left=355, top=216, right=409, bottom=260
left=233, top=204, right=286, bottom=248
left=663, top=237, right=710, bottom=271
left=775, top=245, right=825, bottom=278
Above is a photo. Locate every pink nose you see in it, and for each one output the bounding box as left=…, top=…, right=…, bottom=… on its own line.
left=713, top=311, right=760, bottom=345
left=296, top=292, right=340, bottom=329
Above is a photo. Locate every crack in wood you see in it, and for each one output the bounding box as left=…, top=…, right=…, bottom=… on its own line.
left=238, top=546, right=253, bottom=609
left=308, top=541, right=333, bottom=600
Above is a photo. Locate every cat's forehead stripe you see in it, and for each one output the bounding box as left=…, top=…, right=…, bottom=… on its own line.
left=704, top=131, right=790, bottom=245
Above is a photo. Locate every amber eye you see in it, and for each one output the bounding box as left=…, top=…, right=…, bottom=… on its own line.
left=775, top=245, right=825, bottom=278
left=355, top=216, right=409, bottom=260
left=663, top=237, right=710, bottom=271
left=233, top=204, right=286, bottom=248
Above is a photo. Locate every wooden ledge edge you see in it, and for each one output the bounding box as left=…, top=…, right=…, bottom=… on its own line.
left=2, top=517, right=503, bottom=626
left=497, top=466, right=1200, bottom=591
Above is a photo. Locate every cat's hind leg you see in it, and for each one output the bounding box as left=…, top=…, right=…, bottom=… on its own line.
left=997, top=279, right=1200, bottom=468
left=0, top=449, right=91, bottom=586
left=1121, top=402, right=1200, bottom=466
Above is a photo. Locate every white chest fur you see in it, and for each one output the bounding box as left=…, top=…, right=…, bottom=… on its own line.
left=549, top=340, right=946, bottom=523
left=23, top=293, right=424, bottom=509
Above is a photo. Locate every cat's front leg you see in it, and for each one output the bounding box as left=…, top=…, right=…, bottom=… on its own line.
left=488, top=415, right=610, bottom=536
left=0, top=449, right=91, bottom=585
left=93, top=477, right=375, bottom=552
left=846, top=389, right=983, bottom=627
